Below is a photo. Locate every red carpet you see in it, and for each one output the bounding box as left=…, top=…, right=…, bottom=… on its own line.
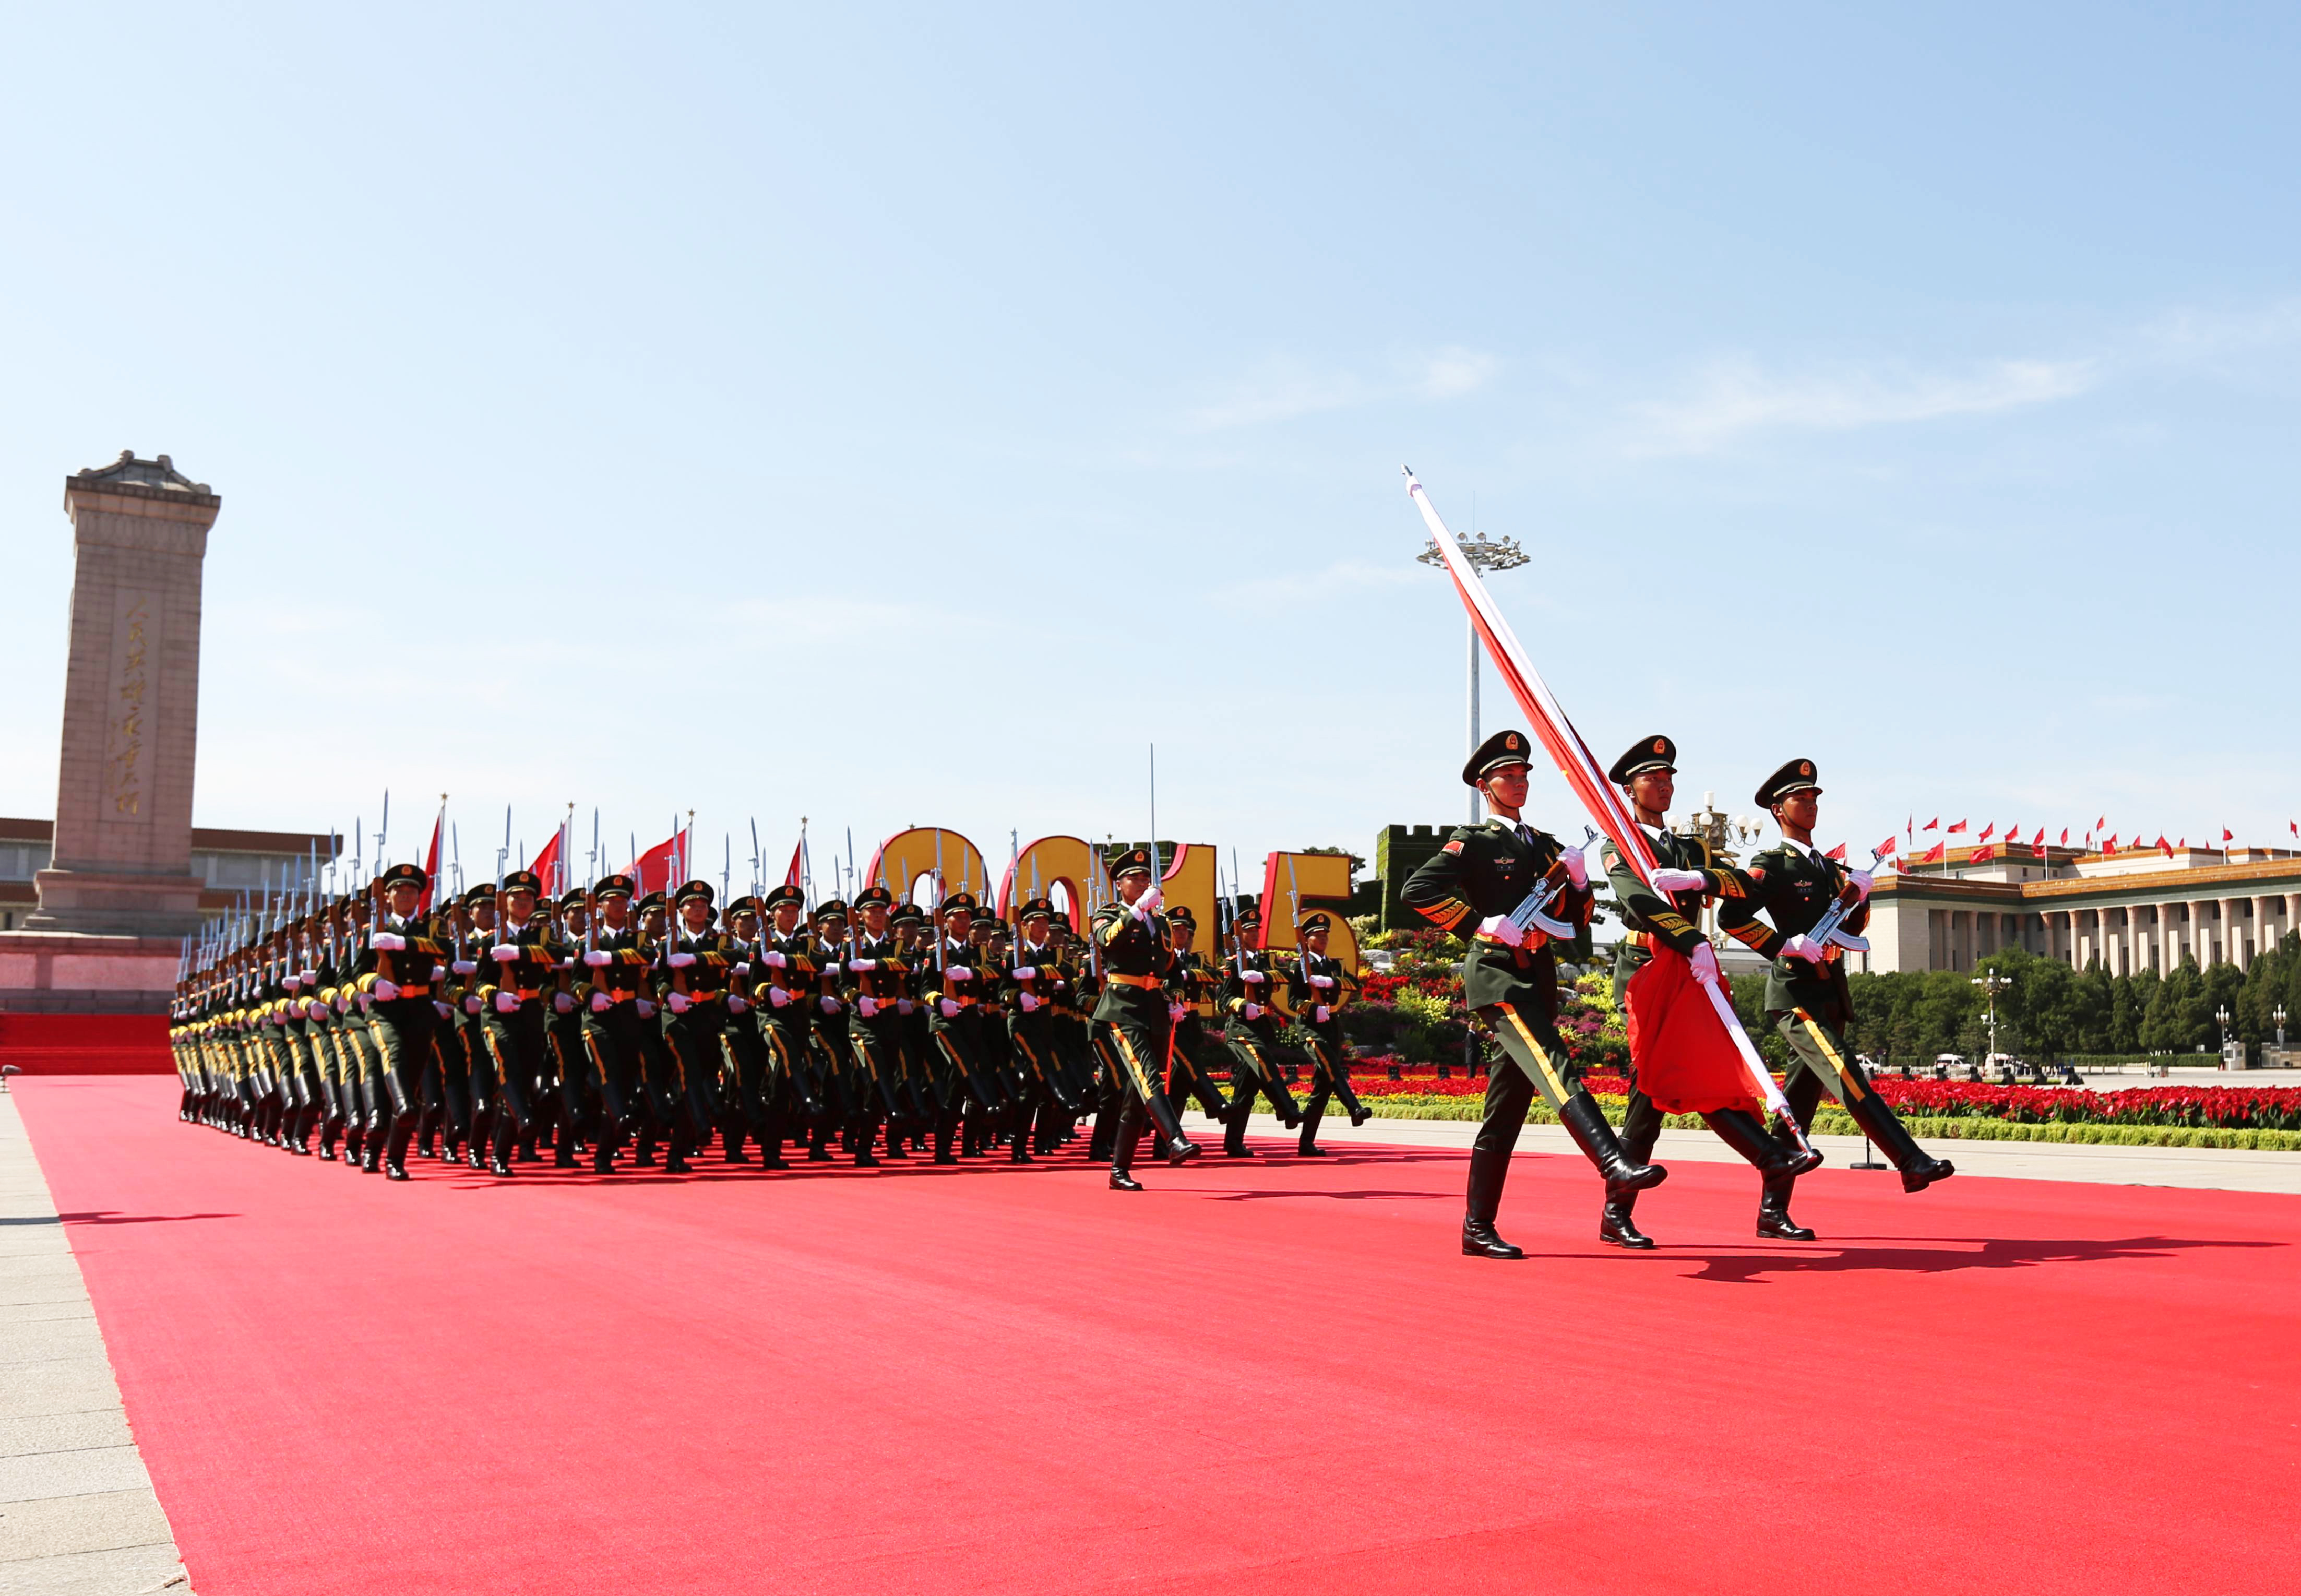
left=1, top=1013, right=170, bottom=1073
left=16, top=1075, right=2298, bottom=1596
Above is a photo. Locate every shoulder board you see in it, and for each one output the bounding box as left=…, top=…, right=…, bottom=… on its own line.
left=1440, top=838, right=1464, bottom=855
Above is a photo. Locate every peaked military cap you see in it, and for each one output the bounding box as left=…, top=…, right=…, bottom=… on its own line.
left=1016, top=896, right=1056, bottom=921
left=891, top=901, right=926, bottom=926
left=938, top=891, right=978, bottom=915
left=594, top=873, right=636, bottom=899
left=636, top=890, right=667, bottom=914
left=502, top=869, right=544, bottom=895
left=1755, top=758, right=1823, bottom=810
left=557, top=888, right=588, bottom=912
left=1233, top=902, right=1263, bottom=927
left=378, top=862, right=427, bottom=890
left=461, top=884, right=495, bottom=908
left=761, top=884, right=806, bottom=912
left=1608, top=734, right=1677, bottom=785
left=1297, top=910, right=1331, bottom=935
left=853, top=885, right=893, bottom=910
left=1109, top=847, right=1154, bottom=879
left=1165, top=905, right=1196, bottom=930
left=812, top=897, right=849, bottom=923
left=1462, top=728, right=1535, bottom=786
left=673, top=879, right=716, bottom=911
left=725, top=894, right=762, bottom=919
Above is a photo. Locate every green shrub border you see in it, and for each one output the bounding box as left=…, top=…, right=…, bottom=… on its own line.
left=1355, top=1096, right=2301, bottom=1151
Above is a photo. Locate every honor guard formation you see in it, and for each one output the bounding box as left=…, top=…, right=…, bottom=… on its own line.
left=169, top=848, right=1373, bottom=1195
left=171, top=734, right=1954, bottom=1255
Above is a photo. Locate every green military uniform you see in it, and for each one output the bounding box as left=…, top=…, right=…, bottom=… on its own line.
left=1089, top=847, right=1202, bottom=1190
left=652, top=881, right=734, bottom=1175
left=919, top=894, right=1010, bottom=1163
left=1599, top=734, right=1815, bottom=1249
left=1718, top=758, right=1953, bottom=1232
left=353, top=864, right=449, bottom=1181
left=1404, top=729, right=1663, bottom=1258
left=474, top=870, right=563, bottom=1176
left=1001, top=898, right=1086, bottom=1161
left=1281, top=914, right=1370, bottom=1154
left=1214, top=907, right=1304, bottom=1155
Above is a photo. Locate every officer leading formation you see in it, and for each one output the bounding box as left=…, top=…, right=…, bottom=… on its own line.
left=172, top=747, right=1952, bottom=1253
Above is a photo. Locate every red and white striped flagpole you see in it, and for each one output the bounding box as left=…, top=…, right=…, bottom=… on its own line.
left=1406, top=467, right=1804, bottom=1140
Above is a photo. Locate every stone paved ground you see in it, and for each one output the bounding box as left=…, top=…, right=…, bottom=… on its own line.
left=0, top=1089, right=187, bottom=1596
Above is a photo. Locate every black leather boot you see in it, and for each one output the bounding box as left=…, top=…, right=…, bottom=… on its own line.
left=1460, top=1145, right=1523, bottom=1258
left=1296, top=1097, right=1328, bottom=1156
left=1600, top=1194, right=1655, bottom=1249
left=1705, top=1107, right=1820, bottom=1178
left=1556, top=1092, right=1668, bottom=1194
left=1109, top=1105, right=1145, bottom=1191
left=1222, top=1094, right=1254, bottom=1157
left=1756, top=1178, right=1814, bottom=1240
left=1848, top=1093, right=1956, bottom=1192
left=1144, top=1091, right=1200, bottom=1165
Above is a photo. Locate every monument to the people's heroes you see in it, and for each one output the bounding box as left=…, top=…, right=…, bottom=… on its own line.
left=0, top=452, right=217, bottom=1014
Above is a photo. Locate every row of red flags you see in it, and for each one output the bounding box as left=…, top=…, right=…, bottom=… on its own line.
left=1896, top=815, right=2299, bottom=868
left=411, top=813, right=805, bottom=913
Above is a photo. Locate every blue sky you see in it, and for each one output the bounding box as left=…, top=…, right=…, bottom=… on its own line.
left=3, top=3, right=2296, bottom=881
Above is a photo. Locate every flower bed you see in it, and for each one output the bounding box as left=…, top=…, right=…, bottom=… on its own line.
left=1864, top=1079, right=2301, bottom=1131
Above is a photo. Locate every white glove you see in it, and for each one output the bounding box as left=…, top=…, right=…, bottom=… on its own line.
left=636, top=998, right=658, bottom=1018
left=668, top=951, right=697, bottom=969
left=494, top=990, right=520, bottom=1013
left=434, top=999, right=454, bottom=1019
left=371, top=932, right=406, bottom=951
left=1850, top=869, right=1874, bottom=898
left=1782, top=933, right=1828, bottom=967
left=667, top=991, right=691, bottom=1014
left=847, top=958, right=875, bottom=972
left=1011, top=966, right=1037, bottom=980
left=1241, top=968, right=1269, bottom=984
left=762, top=950, right=788, bottom=969
left=1314, top=1005, right=1332, bottom=1023
left=728, top=993, right=749, bottom=1015
left=1475, top=914, right=1525, bottom=948
left=1168, top=1002, right=1187, bottom=1022
left=856, top=995, right=878, bottom=1017
left=939, top=997, right=961, bottom=1018
left=1310, top=974, right=1336, bottom=989
left=1243, top=1002, right=1264, bottom=1020
left=373, top=976, right=401, bottom=1002
left=582, top=949, right=612, bottom=967
left=462, top=995, right=482, bottom=1015
left=491, top=944, right=520, bottom=962
left=589, top=992, right=612, bottom=1014
left=818, top=995, right=840, bottom=1014
left=897, top=999, right=914, bottom=1015
left=298, top=969, right=318, bottom=986
left=1688, top=942, right=1722, bottom=986
left=947, top=964, right=973, bottom=982
left=1561, top=849, right=1589, bottom=890
left=553, top=991, right=575, bottom=1014
left=336, top=992, right=353, bottom=1014
left=1018, top=991, right=1039, bottom=1013
left=451, top=959, right=478, bottom=975
left=356, top=990, right=374, bottom=1012
left=768, top=986, right=791, bottom=1008
left=431, top=964, right=448, bottom=982
left=1650, top=868, right=1708, bottom=894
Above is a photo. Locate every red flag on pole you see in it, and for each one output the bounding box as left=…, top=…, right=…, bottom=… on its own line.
left=783, top=838, right=804, bottom=889
left=1922, top=817, right=1939, bottom=832
left=2104, top=835, right=2119, bottom=855
left=1914, top=840, right=1947, bottom=865
left=630, top=827, right=689, bottom=896
left=2222, top=828, right=2234, bottom=844
left=2157, top=836, right=2175, bottom=858
left=1875, top=835, right=1900, bottom=857
left=2096, top=815, right=2107, bottom=830
left=1946, top=819, right=1968, bottom=834
left=1978, top=822, right=1995, bottom=841
left=1970, top=842, right=1996, bottom=864
left=418, top=805, right=445, bottom=914
left=529, top=829, right=563, bottom=896
left=1825, top=842, right=1848, bottom=862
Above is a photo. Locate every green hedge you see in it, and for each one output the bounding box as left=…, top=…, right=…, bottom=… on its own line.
left=1355, top=1096, right=2301, bottom=1151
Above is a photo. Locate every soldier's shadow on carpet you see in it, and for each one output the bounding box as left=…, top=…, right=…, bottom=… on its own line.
left=1525, top=1233, right=2282, bottom=1283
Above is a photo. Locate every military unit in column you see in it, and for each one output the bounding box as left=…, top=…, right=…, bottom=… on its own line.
left=166, top=849, right=1370, bottom=1191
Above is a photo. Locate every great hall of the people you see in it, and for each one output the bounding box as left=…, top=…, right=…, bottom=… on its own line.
left=1854, top=843, right=2301, bottom=976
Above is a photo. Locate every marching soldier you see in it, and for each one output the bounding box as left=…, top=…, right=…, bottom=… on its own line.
left=1403, top=729, right=1666, bottom=1258
left=576, top=874, right=654, bottom=1173
left=1090, top=848, right=1202, bottom=1189
left=1001, top=897, right=1084, bottom=1161
left=749, top=883, right=824, bottom=1168
left=1284, top=911, right=1371, bottom=1154
left=1160, top=908, right=1231, bottom=1127
left=1215, top=903, right=1303, bottom=1158
left=1719, top=759, right=1953, bottom=1237
left=1599, top=734, right=1821, bottom=1249
left=920, top=891, right=1009, bottom=1163
left=716, top=894, right=769, bottom=1163
left=654, top=880, right=734, bottom=1175
left=475, top=869, right=563, bottom=1177
left=843, top=886, right=919, bottom=1161
left=544, top=888, right=592, bottom=1167
left=354, top=864, right=450, bottom=1181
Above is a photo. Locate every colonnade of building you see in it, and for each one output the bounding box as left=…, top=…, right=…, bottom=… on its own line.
left=2032, top=894, right=2299, bottom=975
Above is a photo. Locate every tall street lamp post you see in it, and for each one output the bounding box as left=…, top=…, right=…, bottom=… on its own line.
left=1418, top=527, right=1529, bottom=825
